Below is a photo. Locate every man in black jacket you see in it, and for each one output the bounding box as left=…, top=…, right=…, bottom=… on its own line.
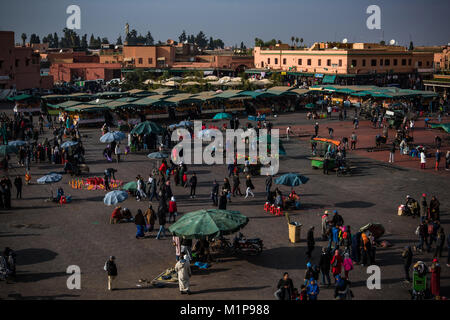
left=306, top=226, right=315, bottom=259
left=218, top=191, right=227, bottom=210
left=265, top=174, right=272, bottom=199
left=401, top=246, right=413, bottom=282
left=319, top=247, right=331, bottom=287
left=275, top=272, right=294, bottom=300
left=211, top=180, right=219, bottom=206
left=106, top=256, right=118, bottom=291
left=189, top=173, right=197, bottom=198
left=156, top=198, right=167, bottom=239
left=14, top=176, right=22, bottom=199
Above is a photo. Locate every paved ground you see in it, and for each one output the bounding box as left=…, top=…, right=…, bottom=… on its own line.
left=0, top=108, right=449, bottom=300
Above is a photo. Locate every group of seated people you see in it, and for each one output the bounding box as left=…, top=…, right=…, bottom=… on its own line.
left=268, top=188, right=301, bottom=210
left=110, top=206, right=134, bottom=224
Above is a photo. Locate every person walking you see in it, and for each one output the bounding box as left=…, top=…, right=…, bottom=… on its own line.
left=156, top=198, right=167, bottom=239
left=434, top=228, right=445, bottom=258
left=401, top=246, right=413, bottom=282
left=445, top=150, right=450, bottom=171
left=114, top=143, right=121, bottom=163
left=174, top=254, right=192, bottom=295
left=144, top=204, right=156, bottom=232
left=343, top=253, right=354, bottom=280
left=14, top=176, right=22, bottom=199
left=350, top=132, right=357, bottom=150
left=275, top=272, right=294, bottom=300
left=420, top=194, right=428, bottom=223
left=168, top=196, right=178, bottom=223
left=189, top=173, right=197, bottom=198
left=430, top=258, right=441, bottom=298
left=306, top=278, right=319, bottom=300
left=389, top=142, right=396, bottom=163
left=134, top=209, right=146, bottom=239
left=245, top=175, right=255, bottom=198
left=330, top=249, right=343, bottom=281
left=319, top=247, right=331, bottom=287
left=218, top=191, right=227, bottom=209
left=321, top=211, right=330, bottom=240
left=306, top=226, right=315, bottom=259
left=232, top=173, right=243, bottom=196
left=314, top=122, right=319, bottom=136
left=173, top=236, right=181, bottom=261
left=105, top=256, right=118, bottom=291
left=211, top=180, right=219, bottom=206
left=420, top=150, right=426, bottom=169
left=435, top=149, right=441, bottom=171
left=265, top=174, right=272, bottom=199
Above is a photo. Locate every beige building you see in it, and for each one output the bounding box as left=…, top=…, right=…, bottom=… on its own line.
left=253, top=42, right=435, bottom=75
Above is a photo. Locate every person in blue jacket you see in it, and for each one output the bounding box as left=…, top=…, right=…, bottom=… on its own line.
left=306, top=278, right=319, bottom=300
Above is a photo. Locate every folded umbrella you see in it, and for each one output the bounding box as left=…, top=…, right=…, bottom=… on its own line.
left=8, top=140, right=27, bottom=147
left=37, top=173, right=62, bottom=184
left=147, top=152, right=169, bottom=159
left=104, top=190, right=128, bottom=206
left=275, top=173, right=309, bottom=187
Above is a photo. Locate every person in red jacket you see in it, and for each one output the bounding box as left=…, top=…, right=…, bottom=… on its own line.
left=110, top=206, right=123, bottom=224
left=330, top=249, right=343, bottom=281
left=169, top=196, right=178, bottom=223
left=159, top=161, right=167, bottom=174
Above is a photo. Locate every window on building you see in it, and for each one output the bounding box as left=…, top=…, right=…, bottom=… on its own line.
left=362, top=59, right=366, bottom=67
left=327, top=59, right=331, bottom=66
left=148, top=58, right=153, bottom=64
left=426, top=61, right=430, bottom=67
left=274, top=58, right=278, bottom=64
left=371, top=59, right=377, bottom=66
left=15, top=59, right=19, bottom=67
left=385, top=59, right=390, bottom=66
left=351, top=59, right=357, bottom=67
left=138, top=58, right=143, bottom=64
left=402, top=59, right=406, bottom=66
left=267, top=58, right=270, bottom=64
left=393, top=59, right=398, bottom=66
left=307, top=59, right=311, bottom=66
left=338, top=59, right=342, bottom=67
left=25, top=59, right=30, bottom=66
left=298, top=58, right=302, bottom=65
left=283, top=58, right=286, bottom=65
left=318, top=59, right=321, bottom=66
left=0, top=60, right=3, bottom=69
left=418, top=61, right=422, bottom=67
left=261, top=61, right=264, bottom=67
left=408, top=59, right=412, bottom=66
left=380, top=59, right=383, bottom=66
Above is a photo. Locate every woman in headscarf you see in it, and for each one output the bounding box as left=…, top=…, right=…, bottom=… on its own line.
left=429, top=196, right=440, bottom=221
left=430, top=258, right=441, bottom=298
left=361, top=232, right=371, bottom=266
left=330, top=249, right=343, bottom=280
left=174, top=253, right=192, bottom=295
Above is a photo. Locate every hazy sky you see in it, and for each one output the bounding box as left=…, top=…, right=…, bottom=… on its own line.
left=1, top=0, right=449, bottom=47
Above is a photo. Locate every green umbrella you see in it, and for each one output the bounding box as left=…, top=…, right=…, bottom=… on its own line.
left=213, top=112, right=232, bottom=120
left=168, top=209, right=249, bottom=239
left=122, top=181, right=137, bottom=192
left=0, top=144, right=18, bottom=157
left=130, top=121, right=164, bottom=135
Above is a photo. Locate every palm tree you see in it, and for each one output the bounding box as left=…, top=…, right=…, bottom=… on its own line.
left=295, top=37, right=299, bottom=48
left=300, top=38, right=304, bottom=48
left=291, top=36, right=295, bottom=47
left=21, top=33, right=27, bottom=46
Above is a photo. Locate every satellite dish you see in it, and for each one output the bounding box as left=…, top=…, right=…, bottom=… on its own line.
left=389, top=39, right=396, bottom=45
left=95, top=98, right=100, bottom=103
left=342, top=38, right=348, bottom=44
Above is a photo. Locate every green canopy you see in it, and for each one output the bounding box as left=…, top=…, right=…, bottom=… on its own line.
left=322, top=75, right=336, bottom=84
left=130, top=121, right=164, bottom=135
left=213, top=112, right=232, bottom=120
left=168, top=209, right=249, bottom=239
left=7, top=94, right=34, bottom=101
left=122, top=181, right=137, bottom=192
left=0, top=145, right=18, bottom=157
left=430, top=123, right=450, bottom=133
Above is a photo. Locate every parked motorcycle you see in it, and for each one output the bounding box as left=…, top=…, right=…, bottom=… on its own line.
left=211, top=233, right=263, bottom=256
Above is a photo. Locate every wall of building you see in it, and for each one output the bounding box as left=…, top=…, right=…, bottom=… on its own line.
left=50, top=63, right=122, bottom=83
left=253, top=46, right=434, bottom=75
